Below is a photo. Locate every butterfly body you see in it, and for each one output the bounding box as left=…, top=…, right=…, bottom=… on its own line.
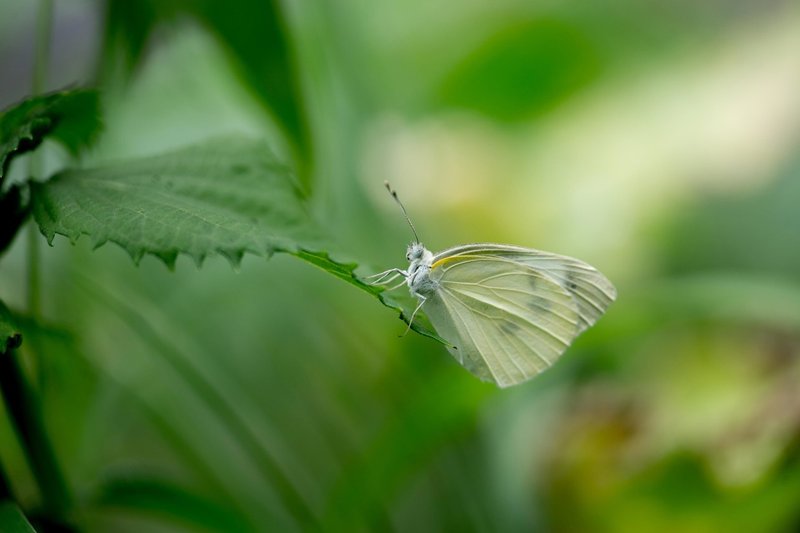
left=405, top=243, right=437, bottom=297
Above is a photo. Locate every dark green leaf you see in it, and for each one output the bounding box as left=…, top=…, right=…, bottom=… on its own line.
left=0, top=502, right=37, bottom=533
left=0, top=301, right=22, bottom=354
left=31, top=137, right=316, bottom=269
left=0, top=185, right=30, bottom=256
left=93, top=476, right=249, bottom=532
left=0, top=89, right=102, bottom=185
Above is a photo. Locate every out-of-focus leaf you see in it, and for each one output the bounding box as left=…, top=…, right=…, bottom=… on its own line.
left=100, top=0, right=311, bottom=189
left=101, top=0, right=162, bottom=74
left=0, top=466, right=10, bottom=500
left=662, top=162, right=800, bottom=281
left=437, top=19, right=600, bottom=122
left=78, top=278, right=317, bottom=527
left=0, top=300, right=22, bottom=354
left=0, top=89, right=102, bottom=184
left=0, top=503, right=37, bottom=533
left=191, top=0, right=310, bottom=182
left=325, top=373, right=491, bottom=530
left=93, top=476, right=249, bottom=532
left=0, top=185, right=29, bottom=256
left=652, top=275, right=800, bottom=331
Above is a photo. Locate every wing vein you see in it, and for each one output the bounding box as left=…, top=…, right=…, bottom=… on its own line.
left=439, top=290, right=504, bottom=384
left=443, top=287, right=569, bottom=354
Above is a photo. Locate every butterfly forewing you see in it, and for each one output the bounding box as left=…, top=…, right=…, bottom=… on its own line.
left=433, top=244, right=616, bottom=333
left=425, top=254, right=583, bottom=387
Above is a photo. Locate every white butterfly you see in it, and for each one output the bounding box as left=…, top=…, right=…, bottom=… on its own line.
left=369, top=183, right=616, bottom=387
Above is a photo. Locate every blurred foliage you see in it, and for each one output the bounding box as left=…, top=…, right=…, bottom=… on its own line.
left=0, top=0, right=799, bottom=532
left=91, top=476, right=251, bottom=532
left=437, top=19, right=600, bottom=122
left=663, top=158, right=800, bottom=281
left=101, top=0, right=311, bottom=187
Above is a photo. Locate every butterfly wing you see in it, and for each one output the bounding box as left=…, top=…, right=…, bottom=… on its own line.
left=424, top=245, right=615, bottom=387
left=433, top=244, right=617, bottom=333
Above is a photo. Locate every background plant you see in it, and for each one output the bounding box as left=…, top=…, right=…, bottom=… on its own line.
left=1, top=0, right=800, bottom=531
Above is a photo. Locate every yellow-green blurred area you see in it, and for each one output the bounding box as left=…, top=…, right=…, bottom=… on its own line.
left=2, top=0, right=800, bottom=531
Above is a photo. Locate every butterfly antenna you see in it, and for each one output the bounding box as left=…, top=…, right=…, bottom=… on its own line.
left=384, top=181, right=420, bottom=243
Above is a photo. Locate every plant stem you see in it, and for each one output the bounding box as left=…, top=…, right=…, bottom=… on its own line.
left=0, top=349, right=71, bottom=518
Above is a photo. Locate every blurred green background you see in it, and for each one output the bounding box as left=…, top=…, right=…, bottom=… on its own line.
left=2, top=0, right=800, bottom=531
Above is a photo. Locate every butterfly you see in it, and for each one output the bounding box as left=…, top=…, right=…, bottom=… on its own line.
left=368, top=183, right=616, bottom=387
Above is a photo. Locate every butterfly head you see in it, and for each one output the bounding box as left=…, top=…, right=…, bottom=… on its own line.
left=406, top=242, right=425, bottom=261
left=406, top=242, right=433, bottom=270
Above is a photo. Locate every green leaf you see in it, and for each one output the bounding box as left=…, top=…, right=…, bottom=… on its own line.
left=0, top=300, right=22, bottom=354
left=31, top=137, right=317, bottom=269
left=30, top=137, right=447, bottom=344
left=0, top=503, right=37, bottom=533
left=0, top=89, right=102, bottom=185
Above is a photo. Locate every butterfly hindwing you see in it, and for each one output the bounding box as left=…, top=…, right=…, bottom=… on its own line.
left=424, top=253, right=583, bottom=387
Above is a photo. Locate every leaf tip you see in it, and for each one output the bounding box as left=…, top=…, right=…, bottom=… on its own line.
left=190, top=252, right=206, bottom=269
left=220, top=249, right=244, bottom=269
left=158, top=250, right=179, bottom=271
left=90, top=234, right=108, bottom=250
left=127, top=247, right=145, bottom=265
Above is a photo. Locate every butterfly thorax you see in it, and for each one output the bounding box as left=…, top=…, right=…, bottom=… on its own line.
left=406, top=244, right=437, bottom=297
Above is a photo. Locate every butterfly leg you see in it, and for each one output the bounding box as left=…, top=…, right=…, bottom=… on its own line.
left=384, top=278, right=408, bottom=291
left=372, top=273, right=402, bottom=286
left=366, top=268, right=407, bottom=285
left=402, top=295, right=427, bottom=336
